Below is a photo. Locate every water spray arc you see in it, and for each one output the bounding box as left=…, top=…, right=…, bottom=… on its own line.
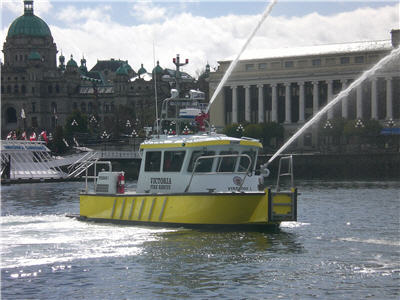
left=267, top=46, right=400, bottom=166
left=205, top=0, right=278, bottom=114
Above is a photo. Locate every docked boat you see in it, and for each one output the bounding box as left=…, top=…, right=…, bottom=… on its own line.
left=78, top=63, right=298, bottom=227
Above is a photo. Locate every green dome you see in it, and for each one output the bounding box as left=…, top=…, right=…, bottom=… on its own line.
left=138, top=63, right=147, bottom=75
left=28, top=51, right=41, bottom=60
left=7, top=14, right=51, bottom=38
left=67, top=55, right=78, bottom=67
left=152, top=61, right=163, bottom=74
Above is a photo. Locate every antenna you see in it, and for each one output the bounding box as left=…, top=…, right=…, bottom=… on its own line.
left=153, top=40, right=159, bottom=135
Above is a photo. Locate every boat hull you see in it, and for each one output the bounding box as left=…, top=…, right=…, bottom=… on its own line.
left=79, top=189, right=297, bottom=227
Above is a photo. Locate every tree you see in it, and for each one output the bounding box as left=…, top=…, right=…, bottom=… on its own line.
left=64, top=111, right=89, bottom=142
left=48, top=125, right=67, bottom=154
left=260, top=122, right=284, bottom=149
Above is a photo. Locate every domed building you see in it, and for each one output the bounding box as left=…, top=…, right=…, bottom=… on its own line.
left=1, top=0, right=200, bottom=138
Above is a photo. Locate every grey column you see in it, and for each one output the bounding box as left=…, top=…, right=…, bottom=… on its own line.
left=371, top=78, right=378, bottom=120
left=257, top=84, right=264, bottom=123
left=356, top=84, right=362, bottom=119
left=284, top=82, right=291, bottom=124
left=312, top=81, right=319, bottom=116
left=327, top=80, right=334, bottom=119
left=386, top=77, right=393, bottom=119
left=231, top=85, right=238, bottom=123
left=271, top=83, right=278, bottom=122
left=341, top=79, right=348, bottom=119
left=298, top=81, right=305, bottom=123
left=244, top=85, right=251, bottom=122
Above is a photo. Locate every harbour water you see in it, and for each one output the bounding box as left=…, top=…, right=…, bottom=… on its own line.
left=1, top=180, right=399, bottom=299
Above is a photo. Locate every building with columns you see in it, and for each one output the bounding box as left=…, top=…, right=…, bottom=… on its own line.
left=208, top=30, right=399, bottom=148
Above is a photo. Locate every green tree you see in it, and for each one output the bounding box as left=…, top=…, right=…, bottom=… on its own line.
left=48, top=125, right=67, bottom=154
left=260, top=122, right=284, bottom=149
left=64, top=111, right=89, bottom=142
left=243, top=123, right=262, bottom=139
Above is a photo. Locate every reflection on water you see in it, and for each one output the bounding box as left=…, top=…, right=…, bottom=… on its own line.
left=1, top=180, right=399, bottom=299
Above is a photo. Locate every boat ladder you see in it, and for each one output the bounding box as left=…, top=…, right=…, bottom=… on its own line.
left=275, top=155, right=294, bottom=192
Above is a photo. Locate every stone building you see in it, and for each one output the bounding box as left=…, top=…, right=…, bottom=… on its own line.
left=208, top=30, right=400, bottom=147
left=1, top=0, right=203, bottom=138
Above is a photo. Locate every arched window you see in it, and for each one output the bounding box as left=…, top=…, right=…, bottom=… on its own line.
left=21, top=85, right=26, bottom=94
left=14, top=85, right=19, bottom=94
left=81, top=102, right=86, bottom=112
left=6, top=107, right=17, bottom=123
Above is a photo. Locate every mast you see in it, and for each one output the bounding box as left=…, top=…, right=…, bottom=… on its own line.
left=172, top=54, right=188, bottom=96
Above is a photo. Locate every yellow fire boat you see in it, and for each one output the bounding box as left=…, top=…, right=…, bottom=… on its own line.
left=79, top=107, right=297, bottom=228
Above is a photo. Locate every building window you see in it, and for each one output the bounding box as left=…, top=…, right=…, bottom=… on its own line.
left=56, top=85, right=60, bottom=93
left=355, top=56, right=364, bottom=63
left=258, top=63, right=267, bottom=70
left=312, top=59, right=321, bottom=67
left=88, top=102, right=93, bottom=113
left=73, top=102, right=78, bottom=110
left=245, top=64, right=255, bottom=71
left=340, top=57, right=350, bottom=64
left=7, top=86, right=11, bottom=93
left=14, top=85, right=19, bottom=94
left=284, top=61, right=294, bottom=68
left=21, top=85, right=26, bottom=94
left=48, top=85, right=53, bottom=94
left=326, top=58, right=336, bottom=65
left=31, top=117, right=38, bottom=128
left=32, top=87, right=35, bottom=93
left=32, top=102, right=36, bottom=113
left=81, top=102, right=86, bottom=112
left=15, top=55, right=18, bottom=61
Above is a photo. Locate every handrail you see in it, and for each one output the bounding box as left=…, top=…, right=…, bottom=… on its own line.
left=184, top=153, right=252, bottom=192
left=83, top=160, right=112, bottom=193
left=276, top=155, right=294, bottom=192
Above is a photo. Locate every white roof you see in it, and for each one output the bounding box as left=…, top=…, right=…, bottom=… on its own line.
left=224, top=39, right=392, bottom=62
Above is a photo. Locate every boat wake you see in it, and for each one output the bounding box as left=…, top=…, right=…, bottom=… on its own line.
left=1, top=214, right=176, bottom=269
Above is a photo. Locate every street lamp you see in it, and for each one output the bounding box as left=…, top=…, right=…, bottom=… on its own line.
left=101, top=130, right=109, bottom=151
left=126, top=119, right=131, bottom=128
left=236, top=124, right=244, bottom=136
left=354, top=119, right=364, bottom=128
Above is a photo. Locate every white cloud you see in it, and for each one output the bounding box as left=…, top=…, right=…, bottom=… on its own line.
left=130, top=2, right=167, bottom=23
left=3, top=0, right=52, bottom=16
left=56, top=5, right=112, bottom=24
left=2, top=2, right=399, bottom=77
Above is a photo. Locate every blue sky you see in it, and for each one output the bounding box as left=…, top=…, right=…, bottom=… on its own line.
left=1, top=1, right=399, bottom=75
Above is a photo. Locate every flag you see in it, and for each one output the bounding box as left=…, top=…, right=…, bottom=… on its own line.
left=21, top=108, right=26, bottom=119
left=40, top=131, right=48, bottom=143
left=29, top=132, right=36, bottom=141
left=21, top=131, right=27, bottom=140
left=6, top=131, right=12, bottom=140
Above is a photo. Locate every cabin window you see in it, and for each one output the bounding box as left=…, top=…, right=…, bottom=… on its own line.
left=217, top=151, right=238, bottom=173
left=238, top=150, right=257, bottom=172
left=163, top=151, right=185, bottom=172
left=145, top=151, right=161, bottom=172
left=188, top=151, right=215, bottom=173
